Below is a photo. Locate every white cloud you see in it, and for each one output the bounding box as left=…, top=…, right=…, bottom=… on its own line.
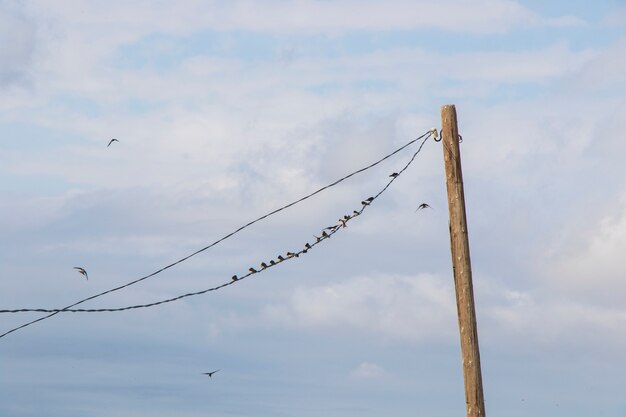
left=444, top=42, right=594, bottom=84
left=0, top=2, right=37, bottom=87
left=603, top=5, right=626, bottom=26
left=543, top=191, right=626, bottom=303
left=481, top=288, right=626, bottom=349
left=264, top=274, right=457, bottom=343
left=350, top=362, right=387, bottom=380
left=24, top=0, right=577, bottom=36
left=564, top=36, right=626, bottom=93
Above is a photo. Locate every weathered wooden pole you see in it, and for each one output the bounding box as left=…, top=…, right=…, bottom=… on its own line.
left=440, top=104, right=486, bottom=417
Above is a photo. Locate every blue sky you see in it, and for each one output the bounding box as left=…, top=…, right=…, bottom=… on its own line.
left=1, top=1, right=626, bottom=416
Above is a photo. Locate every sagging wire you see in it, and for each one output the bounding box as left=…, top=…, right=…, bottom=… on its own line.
left=0, top=130, right=434, bottom=337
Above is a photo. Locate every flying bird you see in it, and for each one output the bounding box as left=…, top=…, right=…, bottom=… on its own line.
left=107, top=138, right=119, bottom=147
left=73, top=267, right=88, bottom=280
left=203, top=370, right=220, bottom=378
left=415, top=203, right=431, bottom=211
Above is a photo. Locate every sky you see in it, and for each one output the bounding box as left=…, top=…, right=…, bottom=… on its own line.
left=1, top=0, right=626, bottom=416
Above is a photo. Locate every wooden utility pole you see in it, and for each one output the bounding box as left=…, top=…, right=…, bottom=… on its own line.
left=440, top=104, right=486, bottom=417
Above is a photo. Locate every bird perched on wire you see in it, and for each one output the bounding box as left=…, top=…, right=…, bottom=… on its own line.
left=107, top=138, right=119, bottom=147
left=322, top=231, right=330, bottom=238
left=202, top=370, right=220, bottom=378
left=352, top=210, right=360, bottom=216
left=261, top=262, right=268, bottom=269
left=415, top=203, right=431, bottom=211
left=73, top=267, right=88, bottom=280
left=361, top=197, right=374, bottom=206
left=249, top=267, right=257, bottom=273
left=389, top=172, right=399, bottom=178
left=277, top=255, right=285, bottom=262
left=338, top=218, right=347, bottom=228
left=232, top=275, right=238, bottom=281
left=270, top=260, right=276, bottom=266
left=305, top=243, right=312, bottom=250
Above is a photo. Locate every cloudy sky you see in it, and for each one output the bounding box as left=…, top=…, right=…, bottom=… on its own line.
left=1, top=0, right=626, bottom=416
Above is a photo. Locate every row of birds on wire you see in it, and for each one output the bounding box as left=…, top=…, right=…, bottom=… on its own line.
left=72, top=167, right=431, bottom=282
left=233, top=196, right=430, bottom=282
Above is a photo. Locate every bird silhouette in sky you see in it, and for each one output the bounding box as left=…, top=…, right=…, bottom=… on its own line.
left=416, top=203, right=431, bottom=211
left=73, top=267, right=88, bottom=280
left=107, top=138, right=119, bottom=147
left=203, top=370, right=220, bottom=378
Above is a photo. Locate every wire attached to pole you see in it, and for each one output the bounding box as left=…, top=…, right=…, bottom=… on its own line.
left=0, top=130, right=434, bottom=339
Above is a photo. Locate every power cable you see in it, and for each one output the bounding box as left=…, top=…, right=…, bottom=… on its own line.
left=0, top=130, right=434, bottom=338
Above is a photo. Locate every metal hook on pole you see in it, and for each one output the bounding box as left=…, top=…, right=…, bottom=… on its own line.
left=437, top=128, right=463, bottom=143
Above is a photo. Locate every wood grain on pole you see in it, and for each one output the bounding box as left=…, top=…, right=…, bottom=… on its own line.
left=441, top=104, right=486, bottom=417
